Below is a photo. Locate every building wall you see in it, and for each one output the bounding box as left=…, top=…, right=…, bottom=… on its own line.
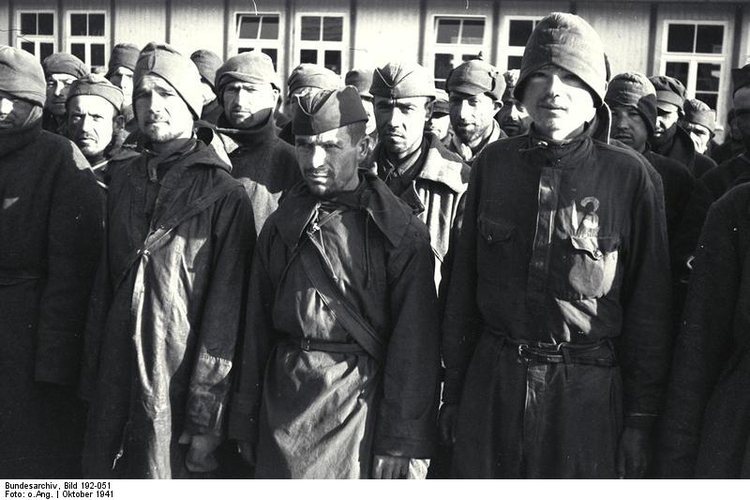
left=170, top=0, right=225, bottom=57
left=113, top=0, right=167, bottom=51
left=354, top=0, right=421, bottom=69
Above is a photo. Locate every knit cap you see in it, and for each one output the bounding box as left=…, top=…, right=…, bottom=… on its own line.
left=42, top=52, right=89, bottom=79
left=370, top=60, right=435, bottom=99
left=66, top=73, right=124, bottom=112
left=732, top=64, right=750, bottom=95
left=502, top=69, right=520, bottom=102
left=134, top=42, right=203, bottom=119
left=287, top=64, right=340, bottom=95
left=0, top=45, right=46, bottom=107
left=215, top=51, right=281, bottom=97
left=292, top=85, right=367, bottom=136
left=605, top=72, right=657, bottom=136
left=683, top=98, right=716, bottom=133
left=106, top=43, right=139, bottom=78
left=345, top=68, right=374, bottom=99
left=515, top=12, right=607, bottom=107
left=649, top=75, right=686, bottom=111
left=190, top=49, right=223, bottom=91
left=433, top=89, right=449, bottom=116
left=446, top=59, right=504, bottom=101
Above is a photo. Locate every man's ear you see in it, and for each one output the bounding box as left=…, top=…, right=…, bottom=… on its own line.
left=356, top=132, right=372, bottom=163
left=494, top=99, right=503, bottom=112
left=425, top=99, right=435, bottom=122
left=113, top=114, right=126, bottom=133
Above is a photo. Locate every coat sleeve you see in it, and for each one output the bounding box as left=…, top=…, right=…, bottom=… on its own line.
left=440, top=162, right=482, bottom=405
left=34, top=145, right=104, bottom=386
left=658, top=195, right=741, bottom=477
left=183, top=188, right=256, bottom=437
left=372, top=219, right=441, bottom=459
left=617, top=162, right=674, bottom=429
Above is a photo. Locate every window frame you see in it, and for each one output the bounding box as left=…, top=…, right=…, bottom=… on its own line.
left=430, top=15, right=489, bottom=89
left=234, top=11, right=283, bottom=68
left=16, top=10, right=57, bottom=62
left=294, top=12, right=348, bottom=75
left=502, top=15, right=543, bottom=72
left=66, top=10, right=108, bottom=69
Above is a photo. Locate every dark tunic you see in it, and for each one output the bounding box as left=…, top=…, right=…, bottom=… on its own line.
left=442, top=126, right=672, bottom=478
left=659, top=183, right=750, bottom=477
left=653, top=125, right=717, bottom=179
left=228, top=173, right=441, bottom=478
left=0, top=122, right=102, bottom=477
left=80, top=137, right=256, bottom=478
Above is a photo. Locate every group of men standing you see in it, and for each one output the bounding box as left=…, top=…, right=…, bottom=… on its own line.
left=2, top=10, right=750, bottom=480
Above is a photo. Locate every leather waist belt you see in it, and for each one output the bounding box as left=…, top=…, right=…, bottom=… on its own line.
left=287, top=336, right=367, bottom=355
left=486, top=329, right=617, bottom=367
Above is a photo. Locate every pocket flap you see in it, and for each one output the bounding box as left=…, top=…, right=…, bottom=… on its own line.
left=570, top=235, right=619, bottom=260
left=478, top=214, right=515, bottom=243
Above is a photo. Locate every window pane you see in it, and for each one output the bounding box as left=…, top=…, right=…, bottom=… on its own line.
left=507, top=55, right=523, bottom=70
left=89, top=14, right=105, bottom=37
left=71, top=43, right=86, bottom=62
left=261, top=48, right=278, bottom=70
left=461, top=20, right=484, bottom=45
left=696, top=63, right=721, bottom=92
left=324, top=50, right=341, bottom=74
left=695, top=93, right=717, bottom=110
left=509, top=20, right=534, bottom=47
left=665, top=62, right=689, bottom=89
left=40, top=43, right=54, bottom=61
left=323, top=17, right=343, bottom=42
left=38, top=13, right=54, bottom=35
left=436, top=19, right=460, bottom=44
left=434, top=53, right=454, bottom=80
left=300, top=49, right=317, bottom=64
left=21, top=13, right=36, bottom=35
left=696, top=25, right=724, bottom=54
left=260, top=16, right=279, bottom=40
left=21, top=41, right=35, bottom=55
left=667, top=24, right=695, bottom=53
left=301, top=16, right=321, bottom=41
left=238, top=15, right=260, bottom=39
left=71, top=14, right=87, bottom=36
left=91, top=44, right=105, bottom=66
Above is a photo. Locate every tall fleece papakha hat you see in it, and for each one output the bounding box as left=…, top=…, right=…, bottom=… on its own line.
left=106, top=43, right=139, bottom=78
left=66, top=73, right=124, bottom=112
left=649, top=75, right=686, bottom=112
left=287, top=64, right=340, bottom=95
left=215, top=51, right=281, bottom=99
left=292, top=85, right=368, bottom=136
left=446, top=59, right=504, bottom=101
left=190, top=49, right=223, bottom=92
left=0, top=45, right=46, bottom=107
left=514, top=12, right=607, bottom=107
left=134, top=42, right=203, bottom=119
left=502, top=69, right=520, bottom=102
left=42, top=52, right=89, bottom=79
left=605, top=72, right=658, bottom=136
left=683, top=98, right=716, bottom=133
left=345, top=68, right=374, bottom=99
left=370, top=60, right=436, bottom=99
left=732, top=64, right=750, bottom=95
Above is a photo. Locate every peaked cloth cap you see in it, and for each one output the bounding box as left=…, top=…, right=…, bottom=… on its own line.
left=433, top=89, right=450, bottom=116
left=287, top=64, right=340, bottom=95
left=66, top=73, right=124, bottom=112
left=345, top=68, right=374, bottom=98
left=515, top=12, right=607, bottom=107
left=683, top=98, right=716, bottom=133
left=649, top=75, right=686, bottom=111
left=605, top=72, right=657, bottom=136
left=732, top=64, right=750, bottom=95
left=292, top=86, right=367, bottom=136
left=106, top=43, right=139, bottom=78
left=190, top=49, right=223, bottom=91
left=447, top=59, right=504, bottom=101
left=215, top=51, right=281, bottom=96
left=369, top=61, right=436, bottom=99
left=42, top=52, right=89, bottom=79
left=134, top=42, right=203, bottom=119
left=0, top=45, right=46, bottom=107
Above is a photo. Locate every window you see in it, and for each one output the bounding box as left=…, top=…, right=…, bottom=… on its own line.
left=17, top=11, right=56, bottom=62
left=235, top=13, right=281, bottom=70
left=297, top=15, right=346, bottom=75
left=661, top=21, right=729, bottom=112
left=432, top=17, right=488, bottom=89
left=68, top=12, right=107, bottom=68
left=505, top=17, right=542, bottom=70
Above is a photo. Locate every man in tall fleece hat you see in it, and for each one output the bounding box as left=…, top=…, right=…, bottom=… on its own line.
left=440, top=13, right=672, bottom=478
left=496, top=68, right=532, bottom=137
left=41, top=51, right=89, bottom=134
left=370, top=60, right=469, bottom=289
left=0, top=45, right=102, bottom=478
left=80, top=42, right=256, bottom=479
left=213, top=51, right=300, bottom=230
left=229, top=86, right=441, bottom=478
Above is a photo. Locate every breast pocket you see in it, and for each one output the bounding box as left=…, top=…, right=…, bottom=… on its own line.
left=552, top=235, right=621, bottom=299
left=476, top=213, right=521, bottom=285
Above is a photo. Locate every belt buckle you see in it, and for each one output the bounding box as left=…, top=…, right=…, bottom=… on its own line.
left=300, top=337, right=312, bottom=351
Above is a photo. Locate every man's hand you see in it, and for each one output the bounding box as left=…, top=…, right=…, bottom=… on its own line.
left=438, top=403, right=459, bottom=446
left=236, top=439, right=256, bottom=467
left=372, top=455, right=410, bottom=479
left=178, top=431, right=221, bottom=473
left=616, top=427, right=650, bottom=479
